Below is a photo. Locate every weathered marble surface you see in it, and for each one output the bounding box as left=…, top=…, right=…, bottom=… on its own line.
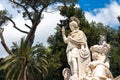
left=84, top=40, right=113, bottom=80
left=62, top=16, right=113, bottom=80
left=62, top=17, right=90, bottom=80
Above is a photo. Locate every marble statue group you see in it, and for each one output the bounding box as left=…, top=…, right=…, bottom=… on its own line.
left=62, top=16, right=113, bottom=80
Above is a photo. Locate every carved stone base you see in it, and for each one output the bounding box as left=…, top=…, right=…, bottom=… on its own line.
left=69, top=76, right=80, bottom=80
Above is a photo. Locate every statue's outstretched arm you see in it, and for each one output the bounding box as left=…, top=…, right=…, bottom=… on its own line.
left=62, top=27, right=68, bottom=43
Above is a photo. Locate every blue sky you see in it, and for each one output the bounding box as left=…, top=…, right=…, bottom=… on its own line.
left=80, top=0, right=120, bottom=29
left=79, top=0, right=120, bottom=11
left=0, top=0, right=120, bottom=58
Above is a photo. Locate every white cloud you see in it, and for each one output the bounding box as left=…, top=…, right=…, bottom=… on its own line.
left=85, top=1, right=120, bottom=28
left=0, top=4, right=4, bottom=10
left=75, top=4, right=80, bottom=8
left=35, top=11, right=64, bottom=46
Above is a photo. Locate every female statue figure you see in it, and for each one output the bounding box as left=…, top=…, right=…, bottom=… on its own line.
left=84, top=35, right=113, bottom=80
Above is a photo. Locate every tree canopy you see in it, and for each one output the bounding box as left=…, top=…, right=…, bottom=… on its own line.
left=0, top=0, right=120, bottom=80
left=0, top=0, right=79, bottom=80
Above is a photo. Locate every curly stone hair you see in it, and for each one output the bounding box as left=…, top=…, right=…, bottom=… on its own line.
left=70, top=16, right=80, bottom=26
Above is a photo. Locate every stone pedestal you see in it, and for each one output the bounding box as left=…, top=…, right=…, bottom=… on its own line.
left=69, top=76, right=80, bottom=80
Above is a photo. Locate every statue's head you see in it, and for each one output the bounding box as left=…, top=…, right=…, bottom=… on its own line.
left=90, top=45, right=101, bottom=61
left=92, top=52, right=99, bottom=61
left=70, top=16, right=80, bottom=26
left=99, top=34, right=106, bottom=45
left=69, top=21, right=79, bottom=31
left=62, top=68, right=71, bottom=80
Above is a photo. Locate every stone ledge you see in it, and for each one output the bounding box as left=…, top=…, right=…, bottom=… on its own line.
left=114, top=75, right=120, bottom=80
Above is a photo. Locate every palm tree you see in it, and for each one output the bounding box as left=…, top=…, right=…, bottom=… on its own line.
left=0, top=38, right=48, bottom=80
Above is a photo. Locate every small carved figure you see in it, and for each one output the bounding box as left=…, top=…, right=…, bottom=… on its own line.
left=62, top=68, right=71, bottom=80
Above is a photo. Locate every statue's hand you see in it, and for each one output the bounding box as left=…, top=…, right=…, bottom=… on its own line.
left=62, top=27, right=65, bottom=35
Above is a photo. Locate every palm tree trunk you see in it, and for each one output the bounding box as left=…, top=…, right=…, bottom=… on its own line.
left=17, top=69, right=22, bottom=80
left=24, top=66, right=27, bottom=80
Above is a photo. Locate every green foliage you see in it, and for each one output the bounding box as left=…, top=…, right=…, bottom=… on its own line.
left=0, top=58, right=4, bottom=80
left=110, top=26, right=120, bottom=77
left=110, top=48, right=120, bottom=77
left=46, top=26, right=67, bottom=80
left=0, top=10, right=7, bottom=26
left=0, top=10, right=7, bottom=15
left=0, top=70, right=4, bottom=80
left=0, top=38, right=48, bottom=80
